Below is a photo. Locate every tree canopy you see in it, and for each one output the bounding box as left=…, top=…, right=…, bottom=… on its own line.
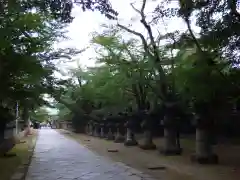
left=0, top=0, right=118, bottom=129
left=51, top=0, right=240, bottom=128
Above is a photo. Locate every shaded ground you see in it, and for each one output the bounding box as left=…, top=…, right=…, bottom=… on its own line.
left=26, top=129, right=157, bottom=180
left=0, top=129, right=37, bottom=180
left=59, top=129, right=240, bottom=180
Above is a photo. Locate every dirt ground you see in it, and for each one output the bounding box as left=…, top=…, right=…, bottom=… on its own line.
left=59, top=129, right=240, bottom=180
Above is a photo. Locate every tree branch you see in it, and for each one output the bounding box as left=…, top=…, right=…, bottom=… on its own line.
left=130, top=0, right=146, bottom=15
left=131, top=0, right=168, bottom=98
left=228, top=0, right=240, bottom=19
left=118, top=1, right=170, bottom=99
left=131, top=0, right=160, bottom=61
left=117, top=24, right=152, bottom=57
left=77, top=77, right=82, bottom=87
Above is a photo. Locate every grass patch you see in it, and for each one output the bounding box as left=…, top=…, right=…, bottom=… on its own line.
left=0, top=130, right=37, bottom=180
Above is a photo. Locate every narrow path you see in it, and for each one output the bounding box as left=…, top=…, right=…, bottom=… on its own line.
left=25, top=129, right=155, bottom=180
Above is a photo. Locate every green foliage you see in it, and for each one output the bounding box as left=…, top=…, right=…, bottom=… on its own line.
left=174, top=48, right=225, bottom=102
left=14, top=0, right=117, bottom=23
left=54, top=31, right=167, bottom=121
left=49, top=0, right=240, bottom=133
left=30, top=107, right=50, bottom=123
left=155, top=0, right=240, bottom=63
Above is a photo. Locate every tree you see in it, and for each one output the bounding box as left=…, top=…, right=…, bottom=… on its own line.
left=175, top=0, right=239, bottom=164
left=0, top=0, right=78, bottom=137
left=153, top=0, right=240, bottom=163
left=92, top=32, right=161, bottom=148
left=117, top=0, right=183, bottom=154
left=24, top=0, right=118, bottom=22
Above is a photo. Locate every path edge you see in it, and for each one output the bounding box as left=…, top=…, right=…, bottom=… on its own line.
left=10, top=130, right=39, bottom=180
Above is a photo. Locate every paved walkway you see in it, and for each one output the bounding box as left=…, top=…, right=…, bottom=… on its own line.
left=25, top=129, right=156, bottom=180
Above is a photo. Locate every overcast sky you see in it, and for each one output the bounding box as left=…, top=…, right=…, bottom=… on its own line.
left=53, top=1, right=190, bottom=72
left=54, top=0, right=240, bottom=74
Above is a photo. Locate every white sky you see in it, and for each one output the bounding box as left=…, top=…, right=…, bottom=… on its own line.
left=53, top=0, right=192, bottom=72
left=54, top=0, right=240, bottom=74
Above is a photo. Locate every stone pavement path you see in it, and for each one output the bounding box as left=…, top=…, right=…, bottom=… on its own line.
left=25, top=129, right=156, bottom=180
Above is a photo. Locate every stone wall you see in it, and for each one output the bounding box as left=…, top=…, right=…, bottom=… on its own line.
left=56, top=121, right=73, bottom=131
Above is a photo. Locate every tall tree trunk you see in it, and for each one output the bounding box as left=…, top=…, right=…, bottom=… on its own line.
left=106, top=123, right=114, bottom=140
left=114, top=124, right=125, bottom=143
left=100, top=124, right=105, bottom=138
left=176, top=130, right=180, bottom=149
left=22, top=107, right=29, bottom=127
left=0, top=130, right=4, bottom=145
left=93, top=123, right=99, bottom=137
left=191, top=102, right=218, bottom=164
left=159, top=127, right=182, bottom=155
left=139, top=120, right=156, bottom=150
left=85, top=124, right=89, bottom=134
left=124, top=128, right=138, bottom=146
left=160, top=103, right=182, bottom=155
left=88, top=122, right=93, bottom=135
left=0, top=120, right=16, bottom=157
left=0, top=121, right=6, bottom=144
left=92, top=124, right=96, bottom=136
left=191, top=128, right=218, bottom=164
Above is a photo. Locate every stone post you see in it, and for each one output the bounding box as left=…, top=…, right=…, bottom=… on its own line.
left=114, top=123, right=125, bottom=143
left=124, top=120, right=138, bottom=146
left=100, top=123, right=105, bottom=138
left=106, top=123, right=114, bottom=140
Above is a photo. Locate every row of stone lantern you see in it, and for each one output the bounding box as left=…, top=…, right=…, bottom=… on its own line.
left=85, top=119, right=139, bottom=146
left=84, top=109, right=160, bottom=151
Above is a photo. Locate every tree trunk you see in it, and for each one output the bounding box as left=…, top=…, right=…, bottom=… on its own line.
left=100, top=126, right=105, bottom=138
left=22, top=107, right=29, bottom=126
left=139, top=119, right=156, bottom=150
left=89, top=124, right=93, bottom=136
left=114, top=127, right=124, bottom=143
left=191, top=128, right=218, bottom=164
left=93, top=124, right=99, bottom=137
left=139, top=129, right=156, bottom=150
left=196, top=129, right=211, bottom=156
left=93, top=126, right=97, bottom=136
left=0, top=121, right=16, bottom=157
left=0, top=121, right=6, bottom=144
left=85, top=125, right=89, bottom=134
left=176, top=131, right=180, bottom=149
left=159, top=128, right=182, bottom=155
left=124, top=128, right=138, bottom=146
left=107, top=127, right=114, bottom=140
left=0, top=129, right=4, bottom=145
